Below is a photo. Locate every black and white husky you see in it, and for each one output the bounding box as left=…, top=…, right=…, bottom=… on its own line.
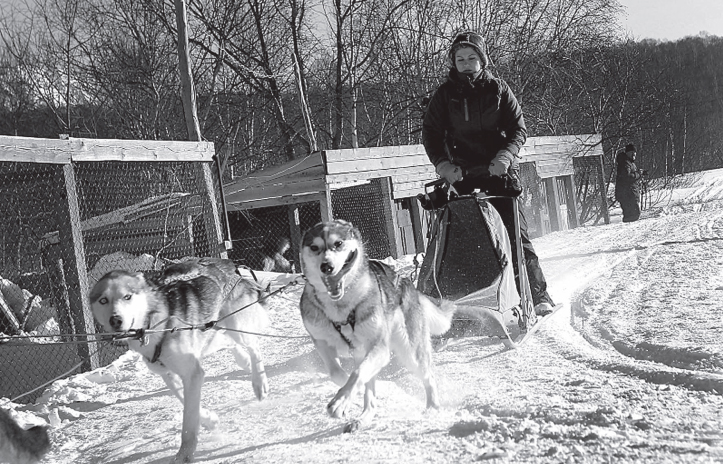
left=299, top=220, right=455, bottom=432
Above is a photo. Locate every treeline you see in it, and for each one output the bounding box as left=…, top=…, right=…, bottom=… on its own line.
left=0, top=0, right=721, bottom=182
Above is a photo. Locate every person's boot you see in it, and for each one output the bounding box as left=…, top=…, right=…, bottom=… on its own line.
left=534, top=301, right=554, bottom=316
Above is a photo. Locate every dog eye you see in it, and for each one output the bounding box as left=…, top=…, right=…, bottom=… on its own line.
left=123, top=294, right=132, bottom=300
left=334, top=240, right=343, bottom=249
left=310, top=245, right=319, bottom=252
left=99, top=297, right=108, bottom=305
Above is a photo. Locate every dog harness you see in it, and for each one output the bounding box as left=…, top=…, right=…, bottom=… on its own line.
left=332, top=310, right=356, bottom=347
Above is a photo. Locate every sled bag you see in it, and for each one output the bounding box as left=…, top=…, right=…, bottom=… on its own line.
left=417, top=196, right=518, bottom=313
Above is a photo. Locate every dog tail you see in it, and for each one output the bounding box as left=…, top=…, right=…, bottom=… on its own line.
left=423, top=297, right=456, bottom=336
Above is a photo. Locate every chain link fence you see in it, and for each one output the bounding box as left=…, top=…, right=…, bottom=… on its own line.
left=227, top=201, right=320, bottom=273
left=1, top=139, right=224, bottom=403
left=225, top=178, right=395, bottom=274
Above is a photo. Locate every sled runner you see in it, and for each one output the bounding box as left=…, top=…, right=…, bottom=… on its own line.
left=416, top=177, right=559, bottom=348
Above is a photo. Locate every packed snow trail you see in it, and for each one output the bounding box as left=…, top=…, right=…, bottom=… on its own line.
left=7, top=178, right=723, bottom=463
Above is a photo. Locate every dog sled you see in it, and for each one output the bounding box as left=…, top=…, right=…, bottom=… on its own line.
left=416, top=174, right=558, bottom=348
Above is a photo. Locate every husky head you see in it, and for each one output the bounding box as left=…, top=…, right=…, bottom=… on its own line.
left=89, top=270, right=153, bottom=332
left=300, top=220, right=363, bottom=301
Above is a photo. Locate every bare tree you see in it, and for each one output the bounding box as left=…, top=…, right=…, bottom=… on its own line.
left=0, top=0, right=100, bottom=136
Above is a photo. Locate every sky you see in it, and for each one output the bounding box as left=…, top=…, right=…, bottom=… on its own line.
left=617, top=0, right=723, bottom=41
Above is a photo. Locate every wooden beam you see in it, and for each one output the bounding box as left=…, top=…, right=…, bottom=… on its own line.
left=319, top=185, right=333, bottom=222
left=378, top=178, right=402, bottom=259
left=324, top=144, right=425, bottom=163
left=287, top=205, right=302, bottom=272
left=55, top=164, right=100, bottom=370
left=225, top=177, right=326, bottom=204
left=326, top=153, right=431, bottom=176
left=598, top=154, right=610, bottom=224
left=226, top=193, right=326, bottom=211
left=562, top=175, right=580, bottom=228
left=544, top=178, right=562, bottom=232
left=408, top=196, right=427, bottom=254
left=197, top=163, right=227, bottom=259
left=0, top=135, right=214, bottom=163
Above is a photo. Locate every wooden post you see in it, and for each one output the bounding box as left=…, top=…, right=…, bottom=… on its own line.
left=562, top=175, right=580, bottom=228
left=319, top=185, right=333, bottom=222
left=543, top=177, right=562, bottom=232
left=175, top=0, right=227, bottom=259
left=287, top=205, right=302, bottom=273
left=379, top=177, right=402, bottom=259
left=55, top=164, right=100, bottom=371
left=597, top=154, right=610, bottom=224
left=408, top=197, right=426, bottom=253
left=196, top=164, right=228, bottom=259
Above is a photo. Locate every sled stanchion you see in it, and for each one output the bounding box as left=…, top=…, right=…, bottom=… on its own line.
left=512, top=197, right=535, bottom=337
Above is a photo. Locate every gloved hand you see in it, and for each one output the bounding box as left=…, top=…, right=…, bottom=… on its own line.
left=436, top=160, right=463, bottom=184
left=488, top=152, right=512, bottom=177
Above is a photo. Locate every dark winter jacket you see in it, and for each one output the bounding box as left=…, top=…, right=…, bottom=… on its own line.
left=615, top=150, right=643, bottom=201
left=422, top=69, right=527, bottom=171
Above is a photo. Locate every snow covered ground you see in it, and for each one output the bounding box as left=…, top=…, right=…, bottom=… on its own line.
left=3, top=169, right=723, bottom=464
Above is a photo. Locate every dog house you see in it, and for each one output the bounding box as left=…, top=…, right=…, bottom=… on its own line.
left=223, top=134, right=606, bottom=266
left=0, top=135, right=224, bottom=401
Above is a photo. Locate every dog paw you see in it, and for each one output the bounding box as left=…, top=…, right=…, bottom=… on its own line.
left=253, top=374, right=269, bottom=400
left=327, top=392, right=352, bottom=419
left=171, top=451, right=194, bottom=463
left=200, top=409, right=219, bottom=429
left=343, top=419, right=361, bottom=433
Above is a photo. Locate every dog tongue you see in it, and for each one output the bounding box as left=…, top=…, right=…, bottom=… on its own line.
left=323, top=275, right=345, bottom=300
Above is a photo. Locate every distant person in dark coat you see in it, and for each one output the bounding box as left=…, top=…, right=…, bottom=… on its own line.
left=615, top=143, right=645, bottom=223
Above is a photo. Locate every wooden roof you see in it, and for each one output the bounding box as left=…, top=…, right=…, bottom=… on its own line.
left=224, top=134, right=603, bottom=210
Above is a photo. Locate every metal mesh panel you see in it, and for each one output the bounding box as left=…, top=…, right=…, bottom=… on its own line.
left=227, top=201, right=320, bottom=273
left=0, top=158, right=225, bottom=403
left=330, top=179, right=391, bottom=260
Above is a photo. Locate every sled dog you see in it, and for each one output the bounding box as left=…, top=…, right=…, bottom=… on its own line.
left=0, top=408, right=50, bottom=464
left=299, top=220, right=455, bottom=432
left=90, top=258, right=270, bottom=463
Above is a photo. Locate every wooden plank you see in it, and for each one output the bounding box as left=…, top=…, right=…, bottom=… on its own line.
left=544, top=178, right=562, bottom=232
left=71, top=138, right=214, bottom=162
left=225, top=177, right=327, bottom=205
left=326, top=153, right=431, bottom=175
left=562, top=175, right=580, bottom=228
left=0, top=135, right=215, bottom=163
left=328, top=165, right=435, bottom=186
left=197, top=162, right=227, bottom=258
left=408, top=197, right=426, bottom=254
left=223, top=152, right=325, bottom=196
left=226, top=193, right=326, bottom=211
left=0, top=135, right=72, bottom=164
left=79, top=194, right=193, bottom=231
left=287, top=205, right=302, bottom=272
left=597, top=154, right=610, bottom=224
left=324, top=144, right=426, bottom=163
left=56, top=164, right=100, bottom=370
left=379, top=178, right=401, bottom=259
left=320, top=186, right=333, bottom=222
